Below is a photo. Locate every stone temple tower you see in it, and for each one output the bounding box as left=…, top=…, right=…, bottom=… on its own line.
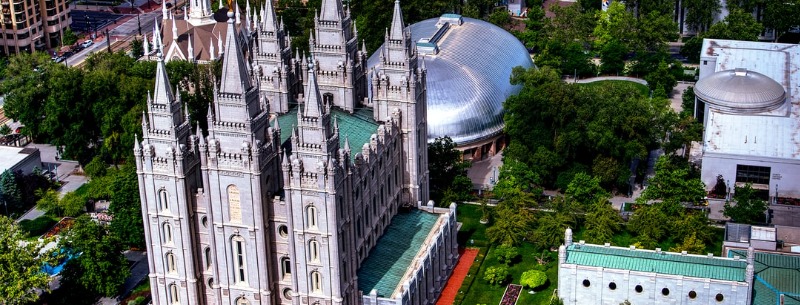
left=253, top=0, right=299, bottom=114
left=371, top=0, right=429, bottom=206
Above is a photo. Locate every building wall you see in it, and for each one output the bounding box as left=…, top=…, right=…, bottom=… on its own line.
left=700, top=153, right=800, bottom=199
left=0, top=0, right=70, bottom=55
left=558, top=264, right=750, bottom=305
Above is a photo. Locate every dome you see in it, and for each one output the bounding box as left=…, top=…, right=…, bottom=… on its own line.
left=695, top=68, right=786, bottom=113
left=368, top=16, right=533, bottom=146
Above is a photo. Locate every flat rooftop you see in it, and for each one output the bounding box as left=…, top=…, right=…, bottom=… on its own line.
left=357, top=209, right=442, bottom=298
left=565, top=244, right=747, bottom=282
left=0, top=146, right=34, bottom=173
left=729, top=249, right=800, bottom=304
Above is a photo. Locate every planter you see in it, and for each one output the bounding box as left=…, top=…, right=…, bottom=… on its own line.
left=480, top=218, right=489, bottom=225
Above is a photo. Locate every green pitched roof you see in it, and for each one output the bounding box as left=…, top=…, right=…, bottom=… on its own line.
left=357, top=210, right=441, bottom=298
left=729, top=249, right=800, bottom=305
left=565, top=244, right=747, bottom=282
left=275, top=106, right=379, bottom=161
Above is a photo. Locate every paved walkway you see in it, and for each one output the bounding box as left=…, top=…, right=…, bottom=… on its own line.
left=17, top=143, right=88, bottom=222
left=573, top=76, right=648, bottom=86
left=435, top=248, right=479, bottom=305
left=467, top=152, right=503, bottom=191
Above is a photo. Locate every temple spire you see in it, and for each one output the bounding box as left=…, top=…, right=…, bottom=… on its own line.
left=319, top=0, right=343, bottom=22
left=261, top=0, right=277, bottom=31
left=303, top=64, right=323, bottom=118
left=153, top=52, right=173, bottom=105
left=389, top=0, right=404, bottom=41
left=219, top=11, right=252, bottom=94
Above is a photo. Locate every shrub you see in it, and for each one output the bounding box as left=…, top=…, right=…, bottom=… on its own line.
left=18, top=216, right=57, bottom=237
left=483, top=266, right=509, bottom=285
left=520, top=269, right=547, bottom=290
left=495, top=244, right=519, bottom=265
left=83, top=156, right=107, bottom=179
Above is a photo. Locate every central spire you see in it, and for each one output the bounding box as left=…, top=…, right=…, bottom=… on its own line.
left=319, top=0, right=344, bottom=22
left=389, top=0, right=404, bottom=41
left=303, top=62, right=324, bottom=118
left=219, top=10, right=252, bottom=95
left=153, top=52, right=173, bottom=105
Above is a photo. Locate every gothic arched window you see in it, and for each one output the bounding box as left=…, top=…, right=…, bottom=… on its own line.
left=311, top=271, right=322, bottom=293
left=232, top=235, right=247, bottom=284
left=309, top=240, right=320, bottom=262
left=169, top=283, right=180, bottom=304
left=162, top=222, right=173, bottom=245
left=306, top=206, right=318, bottom=229
left=204, top=247, right=212, bottom=270
left=227, top=185, right=242, bottom=223
left=235, top=297, right=250, bottom=305
left=281, top=257, right=291, bottom=279
left=166, top=252, right=177, bottom=273
left=159, top=190, right=169, bottom=212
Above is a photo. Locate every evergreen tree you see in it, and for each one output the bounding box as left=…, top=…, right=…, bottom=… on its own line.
left=0, top=170, right=21, bottom=210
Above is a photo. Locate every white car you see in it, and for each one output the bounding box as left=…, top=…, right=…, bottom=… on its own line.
left=80, top=40, right=93, bottom=48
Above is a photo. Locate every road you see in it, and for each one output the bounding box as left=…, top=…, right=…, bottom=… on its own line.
left=110, top=10, right=163, bottom=37
left=65, top=39, right=108, bottom=67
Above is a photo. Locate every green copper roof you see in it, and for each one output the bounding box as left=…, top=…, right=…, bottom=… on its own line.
left=357, top=210, right=441, bottom=298
left=275, top=106, right=379, bottom=161
left=729, top=249, right=800, bottom=305
left=565, top=244, right=747, bottom=282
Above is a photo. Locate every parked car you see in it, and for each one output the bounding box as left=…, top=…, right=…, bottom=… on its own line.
left=81, top=40, right=93, bottom=48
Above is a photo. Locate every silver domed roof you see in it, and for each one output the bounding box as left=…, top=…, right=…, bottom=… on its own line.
left=368, top=17, right=533, bottom=145
left=695, top=68, right=786, bottom=113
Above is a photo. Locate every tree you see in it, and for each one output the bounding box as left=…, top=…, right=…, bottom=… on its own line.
left=83, top=156, right=107, bottom=179
left=534, top=212, right=573, bottom=250
left=130, top=38, right=144, bottom=58
left=36, top=189, right=63, bottom=217
left=644, top=61, right=677, bottom=96
left=520, top=270, right=548, bottom=290
left=483, top=266, right=509, bottom=285
left=683, top=0, right=721, bottom=33
left=487, top=199, right=535, bottom=246
left=0, top=52, right=53, bottom=141
left=109, top=165, right=145, bottom=248
left=0, top=170, right=22, bottom=210
left=705, top=8, right=763, bottom=41
left=723, top=184, right=768, bottom=224
left=486, top=9, right=511, bottom=28
left=639, top=156, right=705, bottom=205
left=0, top=216, right=54, bottom=304
left=628, top=203, right=669, bottom=241
left=0, top=124, right=11, bottom=136
left=565, top=173, right=609, bottom=208
left=494, top=244, right=519, bottom=265
left=62, top=28, right=78, bottom=46
left=427, top=137, right=470, bottom=205
left=670, top=231, right=706, bottom=254
left=599, top=39, right=627, bottom=75
left=59, top=215, right=130, bottom=297
left=762, top=0, right=800, bottom=41
left=584, top=200, right=622, bottom=244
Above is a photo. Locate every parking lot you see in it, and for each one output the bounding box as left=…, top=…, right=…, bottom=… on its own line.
left=69, top=10, right=125, bottom=33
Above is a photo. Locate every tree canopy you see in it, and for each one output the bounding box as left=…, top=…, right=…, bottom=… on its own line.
left=0, top=216, right=54, bottom=304
left=59, top=215, right=130, bottom=297
left=723, top=184, right=768, bottom=224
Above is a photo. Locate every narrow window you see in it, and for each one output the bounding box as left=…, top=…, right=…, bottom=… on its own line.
left=311, top=271, right=322, bottom=293
left=166, top=252, right=177, bottom=273
left=281, top=257, right=292, bottom=278
left=232, top=236, right=247, bottom=284
left=309, top=240, right=320, bottom=262
left=163, top=222, right=173, bottom=244
left=169, top=283, right=179, bottom=304
left=159, top=190, right=169, bottom=212
left=307, top=206, right=318, bottom=228
left=204, top=247, right=212, bottom=270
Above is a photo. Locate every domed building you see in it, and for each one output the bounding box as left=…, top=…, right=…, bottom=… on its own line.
left=695, top=39, right=800, bottom=202
left=368, top=14, right=534, bottom=160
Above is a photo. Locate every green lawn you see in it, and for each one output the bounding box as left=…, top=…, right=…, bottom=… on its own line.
left=18, top=215, right=59, bottom=240
left=578, top=80, right=650, bottom=97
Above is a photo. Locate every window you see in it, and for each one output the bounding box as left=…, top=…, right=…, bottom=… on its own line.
left=207, top=278, right=214, bottom=288
left=169, top=283, right=180, bottom=304
left=582, top=279, right=590, bottom=287
left=688, top=291, right=697, bottom=299
left=278, top=225, right=288, bottom=238
left=735, top=165, right=770, bottom=185
left=662, top=288, right=670, bottom=296
left=715, top=293, right=724, bottom=302
left=232, top=236, right=247, bottom=284
left=163, top=222, right=173, bottom=244
left=635, top=285, right=643, bottom=293
left=235, top=297, right=249, bottom=305
left=307, top=206, right=318, bottom=228
left=608, top=282, right=616, bottom=290
left=204, top=247, right=212, bottom=270
left=228, top=185, right=242, bottom=223
left=309, top=240, right=320, bottom=262
left=311, top=271, right=322, bottom=293
left=159, top=190, right=169, bottom=212
left=281, top=257, right=291, bottom=278
left=201, top=216, right=208, bottom=228
left=166, top=252, right=177, bottom=273
left=282, top=288, right=293, bottom=299
left=323, top=93, right=333, bottom=106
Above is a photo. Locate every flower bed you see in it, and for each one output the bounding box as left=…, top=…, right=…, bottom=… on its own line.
left=499, top=284, right=522, bottom=305
left=43, top=217, right=75, bottom=239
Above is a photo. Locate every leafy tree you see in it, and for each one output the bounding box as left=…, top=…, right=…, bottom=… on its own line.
left=83, top=156, right=107, bottom=179
left=584, top=200, right=622, bottom=244
left=520, top=270, right=548, bottom=290
left=628, top=203, right=669, bottom=241
left=599, top=39, right=626, bottom=75
left=60, top=191, right=87, bottom=217
left=670, top=211, right=711, bottom=243
left=494, top=244, right=519, bottom=265
left=483, top=266, right=509, bottom=285
left=762, top=0, right=800, bottom=41
left=723, top=184, right=768, bottom=224
left=0, top=170, right=22, bottom=210
left=0, top=216, right=54, bottom=304
left=487, top=198, right=535, bottom=246
left=683, top=0, right=721, bottom=33
left=486, top=9, right=512, bottom=28
left=0, top=124, right=11, bottom=136
left=565, top=173, right=609, bottom=208
left=428, top=137, right=471, bottom=205
left=0, top=52, right=53, bottom=141
left=534, top=212, right=573, bottom=250
left=711, top=175, right=727, bottom=197
left=59, top=215, right=130, bottom=297
left=36, top=189, right=63, bottom=217
left=62, top=29, right=78, bottom=46
left=543, top=5, right=596, bottom=46
left=130, top=38, right=144, bottom=58
left=639, top=156, right=705, bottom=205
left=109, top=165, right=145, bottom=248
left=644, top=61, right=677, bottom=96
left=670, top=231, right=706, bottom=254
left=705, top=8, right=763, bottom=41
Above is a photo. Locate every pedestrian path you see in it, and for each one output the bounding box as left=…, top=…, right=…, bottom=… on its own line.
left=435, top=248, right=479, bottom=305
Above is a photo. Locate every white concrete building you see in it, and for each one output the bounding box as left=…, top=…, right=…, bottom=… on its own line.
left=694, top=39, right=800, bottom=200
